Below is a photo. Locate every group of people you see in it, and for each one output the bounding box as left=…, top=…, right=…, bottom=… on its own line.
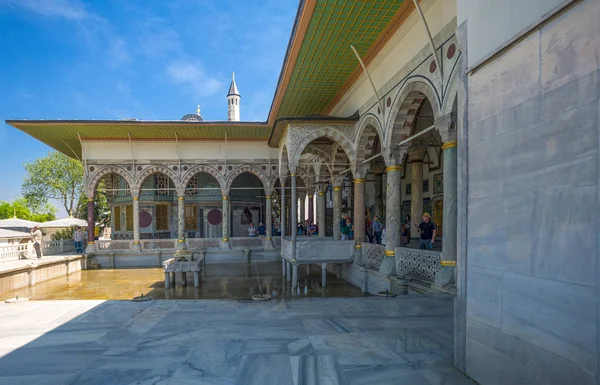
left=297, top=221, right=317, bottom=236
left=245, top=211, right=437, bottom=250
left=27, top=225, right=86, bottom=260
left=246, top=222, right=266, bottom=237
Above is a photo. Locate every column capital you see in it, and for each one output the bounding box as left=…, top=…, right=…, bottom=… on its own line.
left=353, top=165, right=369, bottom=179
left=177, top=196, right=185, bottom=201
left=264, top=188, right=274, bottom=197
left=331, top=175, right=345, bottom=188
left=408, top=148, right=427, bottom=162
left=436, top=112, right=457, bottom=144
left=384, top=145, right=409, bottom=167
left=385, top=165, right=402, bottom=173
left=130, top=189, right=140, bottom=199
left=220, top=188, right=230, bottom=196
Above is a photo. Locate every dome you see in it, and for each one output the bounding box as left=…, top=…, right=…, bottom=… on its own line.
left=181, top=114, right=203, bottom=122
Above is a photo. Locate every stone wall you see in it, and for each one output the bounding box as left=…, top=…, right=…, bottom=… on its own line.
left=464, top=1, right=600, bottom=384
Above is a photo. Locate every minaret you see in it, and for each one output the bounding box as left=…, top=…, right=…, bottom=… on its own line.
left=227, top=72, right=240, bottom=121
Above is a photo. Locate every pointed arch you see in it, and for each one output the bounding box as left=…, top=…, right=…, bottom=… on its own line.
left=134, top=165, right=181, bottom=194
left=181, top=165, right=225, bottom=191
left=385, top=79, right=441, bottom=152
left=87, top=166, right=134, bottom=196
left=291, top=127, right=355, bottom=171
left=225, top=164, right=270, bottom=193
left=355, top=113, right=384, bottom=165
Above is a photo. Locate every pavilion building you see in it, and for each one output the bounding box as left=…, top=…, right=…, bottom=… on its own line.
left=7, top=0, right=599, bottom=384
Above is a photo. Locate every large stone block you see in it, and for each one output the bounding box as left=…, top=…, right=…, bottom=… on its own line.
left=468, top=135, right=505, bottom=199
left=501, top=272, right=597, bottom=370
left=466, top=337, right=536, bottom=385
left=467, top=318, right=597, bottom=385
left=504, top=101, right=598, bottom=194
left=532, top=185, right=597, bottom=286
left=543, top=70, right=598, bottom=120
left=468, top=193, right=532, bottom=274
left=466, top=266, right=502, bottom=328
left=513, top=95, right=542, bottom=129
left=468, top=31, right=541, bottom=124
left=541, top=0, right=600, bottom=91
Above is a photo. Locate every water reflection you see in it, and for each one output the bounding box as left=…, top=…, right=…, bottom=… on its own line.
left=3, top=262, right=367, bottom=300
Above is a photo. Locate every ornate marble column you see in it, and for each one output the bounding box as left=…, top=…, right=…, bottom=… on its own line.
left=132, top=191, right=141, bottom=252
left=380, top=164, right=403, bottom=275
left=353, top=178, right=366, bottom=244
left=265, top=189, right=273, bottom=241
left=280, top=184, right=286, bottom=237
left=317, top=184, right=326, bottom=237
left=299, top=196, right=305, bottom=224
left=373, top=165, right=385, bottom=219
left=437, top=116, right=458, bottom=285
left=409, top=149, right=426, bottom=239
left=86, top=197, right=95, bottom=251
left=307, top=193, right=314, bottom=224
left=332, top=177, right=343, bottom=241
left=177, top=195, right=185, bottom=250
left=221, top=191, right=230, bottom=249
left=290, top=173, right=299, bottom=288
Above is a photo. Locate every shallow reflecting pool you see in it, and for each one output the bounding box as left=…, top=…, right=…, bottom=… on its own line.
left=3, top=261, right=367, bottom=300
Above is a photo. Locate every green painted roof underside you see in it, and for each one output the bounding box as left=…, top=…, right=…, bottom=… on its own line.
left=7, top=121, right=270, bottom=158
left=275, top=0, right=404, bottom=119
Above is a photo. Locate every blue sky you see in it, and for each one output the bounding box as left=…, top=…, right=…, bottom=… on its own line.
left=0, top=0, right=297, bottom=216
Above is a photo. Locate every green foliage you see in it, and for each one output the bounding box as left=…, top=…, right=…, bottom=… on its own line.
left=22, top=151, right=84, bottom=216
left=51, top=227, right=75, bottom=241
left=75, top=180, right=110, bottom=228
left=0, top=198, right=57, bottom=222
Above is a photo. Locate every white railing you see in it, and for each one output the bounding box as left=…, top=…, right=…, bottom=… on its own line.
left=186, top=238, right=220, bottom=249
left=96, top=240, right=133, bottom=251
left=0, top=243, right=30, bottom=261
left=230, top=237, right=264, bottom=249
left=362, top=243, right=386, bottom=269
left=0, top=239, right=75, bottom=262
left=140, top=239, right=178, bottom=250
left=395, top=247, right=442, bottom=282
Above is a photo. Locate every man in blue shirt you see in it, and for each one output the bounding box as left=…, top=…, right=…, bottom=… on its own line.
left=371, top=216, right=383, bottom=244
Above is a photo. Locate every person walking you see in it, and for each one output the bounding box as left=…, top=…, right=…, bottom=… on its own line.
left=402, top=215, right=411, bottom=246
left=414, top=213, right=437, bottom=250
left=73, top=226, right=84, bottom=253
left=371, top=216, right=383, bottom=244
left=30, top=225, right=43, bottom=259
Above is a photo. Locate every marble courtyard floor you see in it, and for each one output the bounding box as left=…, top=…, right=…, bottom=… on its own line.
left=0, top=296, right=476, bottom=385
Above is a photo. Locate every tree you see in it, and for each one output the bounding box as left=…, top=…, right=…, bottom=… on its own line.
left=22, top=151, right=83, bottom=216
left=75, top=180, right=110, bottom=227
left=0, top=198, right=57, bottom=222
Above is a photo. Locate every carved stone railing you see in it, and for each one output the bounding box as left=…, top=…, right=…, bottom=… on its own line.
left=230, top=237, right=263, bottom=249
left=96, top=240, right=133, bottom=251
left=272, top=236, right=281, bottom=247
left=0, top=243, right=30, bottom=261
left=186, top=238, right=220, bottom=249
left=395, top=247, right=441, bottom=282
left=362, top=243, right=385, bottom=270
left=140, top=239, right=177, bottom=250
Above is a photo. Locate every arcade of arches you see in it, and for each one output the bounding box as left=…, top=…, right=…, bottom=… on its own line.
left=83, top=90, right=458, bottom=271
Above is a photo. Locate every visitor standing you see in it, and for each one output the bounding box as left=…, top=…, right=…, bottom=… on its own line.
left=257, top=222, right=266, bottom=236
left=307, top=222, right=317, bottom=236
left=402, top=215, right=411, bottom=246
left=30, top=225, right=43, bottom=259
left=414, top=213, right=436, bottom=250
left=372, top=216, right=383, bottom=244
left=73, top=226, right=84, bottom=253
left=247, top=222, right=257, bottom=237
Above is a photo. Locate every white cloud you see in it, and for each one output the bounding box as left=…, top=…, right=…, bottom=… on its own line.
left=3, top=0, right=87, bottom=20
left=166, top=61, right=224, bottom=98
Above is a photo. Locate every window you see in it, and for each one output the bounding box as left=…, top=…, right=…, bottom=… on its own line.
left=156, top=205, right=169, bottom=231
left=114, top=206, right=121, bottom=231
left=155, top=174, right=170, bottom=196
left=185, top=205, right=197, bottom=230
left=126, top=205, right=133, bottom=231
